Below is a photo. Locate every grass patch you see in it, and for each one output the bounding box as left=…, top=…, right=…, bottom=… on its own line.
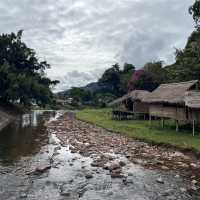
left=77, top=109, right=200, bottom=153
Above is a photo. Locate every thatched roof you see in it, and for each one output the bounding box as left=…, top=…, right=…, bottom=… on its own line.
left=143, top=80, right=199, bottom=105
left=185, top=91, right=200, bottom=109
left=108, top=90, right=150, bottom=106
left=130, top=90, right=150, bottom=101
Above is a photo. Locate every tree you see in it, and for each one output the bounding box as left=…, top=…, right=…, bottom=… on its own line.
left=0, top=31, right=58, bottom=107
left=166, top=29, right=200, bottom=82
left=120, top=63, right=135, bottom=94
left=99, top=63, right=121, bottom=95
left=128, top=61, right=167, bottom=92
left=189, top=0, right=200, bottom=27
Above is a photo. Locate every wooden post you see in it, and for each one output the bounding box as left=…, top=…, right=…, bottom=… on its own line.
left=161, top=118, right=164, bottom=128
left=149, top=115, right=152, bottom=127
left=193, top=120, right=195, bottom=137
left=176, top=120, right=179, bottom=132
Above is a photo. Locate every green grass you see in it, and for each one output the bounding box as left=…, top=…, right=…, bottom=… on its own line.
left=77, top=109, right=200, bottom=152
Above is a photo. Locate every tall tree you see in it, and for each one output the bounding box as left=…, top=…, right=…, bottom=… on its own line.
left=99, top=63, right=121, bottom=95
left=0, top=31, right=58, bottom=107
left=166, top=29, right=200, bottom=82
left=189, top=0, right=200, bottom=27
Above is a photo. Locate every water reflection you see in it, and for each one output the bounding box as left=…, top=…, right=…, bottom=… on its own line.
left=0, top=110, right=56, bottom=165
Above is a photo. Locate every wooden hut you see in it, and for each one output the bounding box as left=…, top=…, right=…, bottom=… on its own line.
left=143, top=80, right=200, bottom=134
left=109, top=90, right=150, bottom=120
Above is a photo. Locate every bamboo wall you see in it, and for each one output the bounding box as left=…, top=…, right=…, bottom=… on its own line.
left=149, top=104, right=187, bottom=121
left=188, top=109, right=200, bottom=123
left=133, top=101, right=149, bottom=114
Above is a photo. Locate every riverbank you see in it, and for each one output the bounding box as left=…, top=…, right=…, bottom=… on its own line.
left=0, top=109, right=14, bottom=131
left=77, top=109, right=200, bottom=153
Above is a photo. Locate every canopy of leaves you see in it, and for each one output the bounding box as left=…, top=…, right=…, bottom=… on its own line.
left=128, top=61, right=167, bottom=92
left=166, top=29, right=200, bottom=82
left=189, top=0, right=200, bottom=27
left=0, top=31, right=58, bottom=107
left=99, top=63, right=135, bottom=96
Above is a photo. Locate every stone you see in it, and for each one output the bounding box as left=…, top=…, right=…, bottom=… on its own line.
left=191, top=180, right=198, bottom=185
left=162, top=189, right=173, bottom=196
left=107, top=191, right=113, bottom=196
left=34, top=165, right=51, bottom=174
left=190, top=163, right=198, bottom=168
left=180, top=188, right=187, bottom=192
left=20, top=193, right=27, bottom=198
left=108, top=162, right=121, bottom=171
left=111, top=172, right=123, bottom=178
left=119, top=161, right=126, bottom=167
left=175, top=174, right=180, bottom=178
left=191, top=186, right=198, bottom=191
left=123, top=177, right=133, bottom=185
left=161, top=166, right=169, bottom=170
left=156, top=177, right=164, bottom=184
left=85, top=172, right=93, bottom=179
left=167, top=196, right=176, bottom=200
left=128, top=172, right=134, bottom=176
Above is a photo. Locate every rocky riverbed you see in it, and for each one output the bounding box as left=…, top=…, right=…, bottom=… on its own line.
left=1, top=111, right=200, bottom=200
left=46, top=112, right=200, bottom=200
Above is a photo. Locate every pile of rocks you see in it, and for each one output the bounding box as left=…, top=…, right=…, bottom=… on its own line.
left=47, top=113, right=200, bottom=187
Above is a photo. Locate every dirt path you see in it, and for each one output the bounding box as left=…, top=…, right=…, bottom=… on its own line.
left=46, top=112, right=200, bottom=199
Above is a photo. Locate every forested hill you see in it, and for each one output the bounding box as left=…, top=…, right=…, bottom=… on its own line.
left=58, top=28, right=200, bottom=108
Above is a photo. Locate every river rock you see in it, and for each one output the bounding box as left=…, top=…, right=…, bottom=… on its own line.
left=119, top=160, right=126, bottom=167
left=191, top=180, right=198, bottom=185
left=85, top=172, right=93, bottom=179
left=34, top=165, right=51, bottom=174
left=107, top=162, right=121, bottom=171
left=123, top=177, right=133, bottom=185
left=156, top=177, right=164, bottom=184
left=162, top=189, right=173, bottom=196
left=20, top=193, right=28, bottom=198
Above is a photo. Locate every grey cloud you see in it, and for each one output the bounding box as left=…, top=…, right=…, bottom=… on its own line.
left=0, top=0, right=194, bottom=91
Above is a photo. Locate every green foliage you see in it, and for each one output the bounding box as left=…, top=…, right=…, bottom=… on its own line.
left=99, top=63, right=121, bottom=95
left=189, top=0, right=200, bottom=27
left=99, top=63, right=135, bottom=96
left=0, top=31, right=58, bottom=107
left=166, top=29, right=200, bottom=82
left=70, top=87, right=92, bottom=103
left=128, top=61, right=167, bottom=92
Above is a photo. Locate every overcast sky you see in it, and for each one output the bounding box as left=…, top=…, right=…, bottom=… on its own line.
left=0, top=0, right=194, bottom=91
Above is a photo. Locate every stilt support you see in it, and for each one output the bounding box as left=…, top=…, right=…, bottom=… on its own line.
left=176, top=120, right=179, bottom=132
left=161, top=118, right=164, bottom=128
left=149, top=115, right=152, bottom=126
left=193, top=120, right=195, bottom=137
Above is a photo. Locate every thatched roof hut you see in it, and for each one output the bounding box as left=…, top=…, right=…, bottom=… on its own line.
left=143, top=80, right=199, bottom=105
left=143, top=80, right=200, bottom=134
left=109, top=90, right=150, bottom=106
left=185, top=91, right=200, bottom=109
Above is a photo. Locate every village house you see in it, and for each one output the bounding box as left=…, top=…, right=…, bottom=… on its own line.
left=109, top=90, right=150, bottom=120
left=143, top=80, right=200, bottom=135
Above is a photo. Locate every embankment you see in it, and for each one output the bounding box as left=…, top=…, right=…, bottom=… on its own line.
left=0, top=108, right=14, bottom=131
